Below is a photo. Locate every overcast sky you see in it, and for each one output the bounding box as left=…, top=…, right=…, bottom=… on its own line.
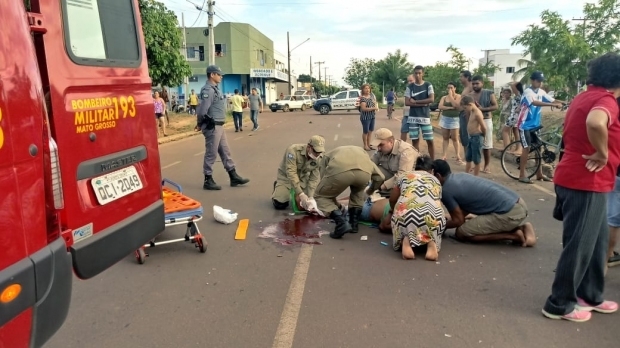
left=161, top=0, right=589, bottom=85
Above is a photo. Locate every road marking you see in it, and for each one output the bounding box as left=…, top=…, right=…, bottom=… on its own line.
left=161, top=161, right=181, bottom=169
left=334, top=134, right=338, bottom=141
left=532, top=183, right=556, bottom=197
left=194, top=151, right=204, bottom=156
left=337, top=123, right=340, bottom=128
left=272, top=244, right=313, bottom=348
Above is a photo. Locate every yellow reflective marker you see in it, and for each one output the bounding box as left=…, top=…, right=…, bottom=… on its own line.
left=234, top=219, right=249, bottom=240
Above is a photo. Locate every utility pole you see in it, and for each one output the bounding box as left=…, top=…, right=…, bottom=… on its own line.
left=324, top=67, right=328, bottom=86
left=182, top=13, right=189, bottom=101
left=572, top=17, right=592, bottom=37
left=310, top=56, right=313, bottom=82
left=481, top=49, right=496, bottom=64
left=207, top=0, right=215, bottom=65
left=314, top=61, right=324, bottom=83
left=287, top=32, right=292, bottom=93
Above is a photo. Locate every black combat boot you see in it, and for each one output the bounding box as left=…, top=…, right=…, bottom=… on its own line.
left=203, top=175, right=221, bottom=190
left=348, top=207, right=362, bottom=233
left=329, top=210, right=352, bottom=239
left=228, top=168, right=250, bottom=187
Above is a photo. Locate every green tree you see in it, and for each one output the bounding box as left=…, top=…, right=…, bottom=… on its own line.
left=424, top=62, right=460, bottom=102
left=581, top=0, right=620, bottom=55
left=446, top=45, right=472, bottom=72
left=473, top=61, right=502, bottom=89
left=343, top=58, right=376, bottom=89
left=372, top=49, right=414, bottom=92
left=511, top=0, right=620, bottom=96
left=139, top=0, right=192, bottom=87
left=298, top=74, right=316, bottom=83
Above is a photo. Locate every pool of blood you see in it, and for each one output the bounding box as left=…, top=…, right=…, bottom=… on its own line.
left=258, top=215, right=331, bottom=245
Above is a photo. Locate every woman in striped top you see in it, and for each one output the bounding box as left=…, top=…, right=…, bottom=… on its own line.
left=359, top=83, right=379, bottom=150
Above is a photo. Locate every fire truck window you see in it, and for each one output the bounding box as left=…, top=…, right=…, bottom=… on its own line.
left=63, top=0, right=140, bottom=66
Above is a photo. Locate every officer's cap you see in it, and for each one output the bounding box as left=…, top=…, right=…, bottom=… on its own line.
left=308, top=135, right=325, bottom=153
left=371, top=128, right=393, bottom=147
left=207, top=65, right=224, bottom=75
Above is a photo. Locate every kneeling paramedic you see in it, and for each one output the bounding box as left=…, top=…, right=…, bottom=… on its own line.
left=314, top=146, right=385, bottom=239
left=196, top=65, right=250, bottom=190
left=272, top=135, right=326, bottom=210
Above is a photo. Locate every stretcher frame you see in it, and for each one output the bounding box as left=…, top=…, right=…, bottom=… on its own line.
left=134, top=179, right=206, bottom=264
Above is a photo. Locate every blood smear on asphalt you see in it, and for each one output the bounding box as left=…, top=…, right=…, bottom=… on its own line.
left=258, top=215, right=330, bottom=245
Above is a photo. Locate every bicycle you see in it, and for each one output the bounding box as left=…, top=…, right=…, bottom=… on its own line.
left=500, top=123, right=564, bottom=180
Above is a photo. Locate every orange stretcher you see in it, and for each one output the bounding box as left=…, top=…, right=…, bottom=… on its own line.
left=134, top=179, right=206, bottom=264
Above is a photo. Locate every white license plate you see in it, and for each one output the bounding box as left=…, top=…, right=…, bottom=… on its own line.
left=91, top=166, right=143, bottom=205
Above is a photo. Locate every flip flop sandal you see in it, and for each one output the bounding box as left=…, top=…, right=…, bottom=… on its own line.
left=518, top=178, right=533, bottom=184
left=537, top=176, right=552, bottom=182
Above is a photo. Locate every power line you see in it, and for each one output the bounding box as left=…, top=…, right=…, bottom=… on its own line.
left=189, top=0, right=206, bottom=27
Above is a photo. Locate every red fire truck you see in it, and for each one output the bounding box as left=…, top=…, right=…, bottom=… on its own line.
left=0, top=1, right=164, bottom=346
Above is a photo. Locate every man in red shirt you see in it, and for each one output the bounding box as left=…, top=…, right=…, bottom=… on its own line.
left=542, top=52, right=620, bottom=322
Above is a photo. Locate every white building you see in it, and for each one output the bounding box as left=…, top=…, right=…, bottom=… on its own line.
left=273, top=50, right=300, bottom=96
left=478, top=49, right=532, bottom=93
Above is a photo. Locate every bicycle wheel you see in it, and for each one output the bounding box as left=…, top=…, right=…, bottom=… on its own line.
left=500, top=140, right=541, bottom=180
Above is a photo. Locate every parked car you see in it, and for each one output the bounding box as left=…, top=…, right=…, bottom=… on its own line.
left=300, top=95, right=314, bottom=109
left=312, top=89, right=361, bottom=115
left=270, top=95, right=307, bottom=112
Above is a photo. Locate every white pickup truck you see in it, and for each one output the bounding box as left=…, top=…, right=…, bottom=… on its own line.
left=269, top=95, right=307, bottom=112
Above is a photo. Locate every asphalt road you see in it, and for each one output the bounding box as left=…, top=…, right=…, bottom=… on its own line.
left=46, top=108, right=620, bottom=348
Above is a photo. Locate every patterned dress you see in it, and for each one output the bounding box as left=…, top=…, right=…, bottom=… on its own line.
left=391, top=171, right=446, bottom=251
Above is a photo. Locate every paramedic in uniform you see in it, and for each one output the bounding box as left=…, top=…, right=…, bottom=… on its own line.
left=272, top=135, right=326, bottom=210
left=369, top=128, right=418, bottom=194
left=196, top=65, right=250, bottom=190
left=315, top=146, right=385, bottom=239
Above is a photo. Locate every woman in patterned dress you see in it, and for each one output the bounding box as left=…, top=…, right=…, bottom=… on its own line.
left=387, top=157, right=446, bottom=260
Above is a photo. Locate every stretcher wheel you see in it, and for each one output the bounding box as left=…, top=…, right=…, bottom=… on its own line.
left=195, top=236, right=206, bottom=253
left=136, top=248, right=147, bottom=264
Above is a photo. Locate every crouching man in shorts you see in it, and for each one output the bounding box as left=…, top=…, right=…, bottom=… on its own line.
left=432, top=159, right=537, bottom=246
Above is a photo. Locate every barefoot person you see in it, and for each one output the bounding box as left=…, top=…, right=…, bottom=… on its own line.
left=432, top=159, right=537, bottom=247
left=461, top=96, right=486, bottom=176
left=387, top=156, right=446, bottom=260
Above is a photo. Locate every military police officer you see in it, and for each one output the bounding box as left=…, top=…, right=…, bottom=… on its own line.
left=369, top=128, right=418, bottom=194
left=272, top=135, right=326, bottom=210
left=196, top=65, right=249, bottom=190
left=314, top=146, right=385, bottom=239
